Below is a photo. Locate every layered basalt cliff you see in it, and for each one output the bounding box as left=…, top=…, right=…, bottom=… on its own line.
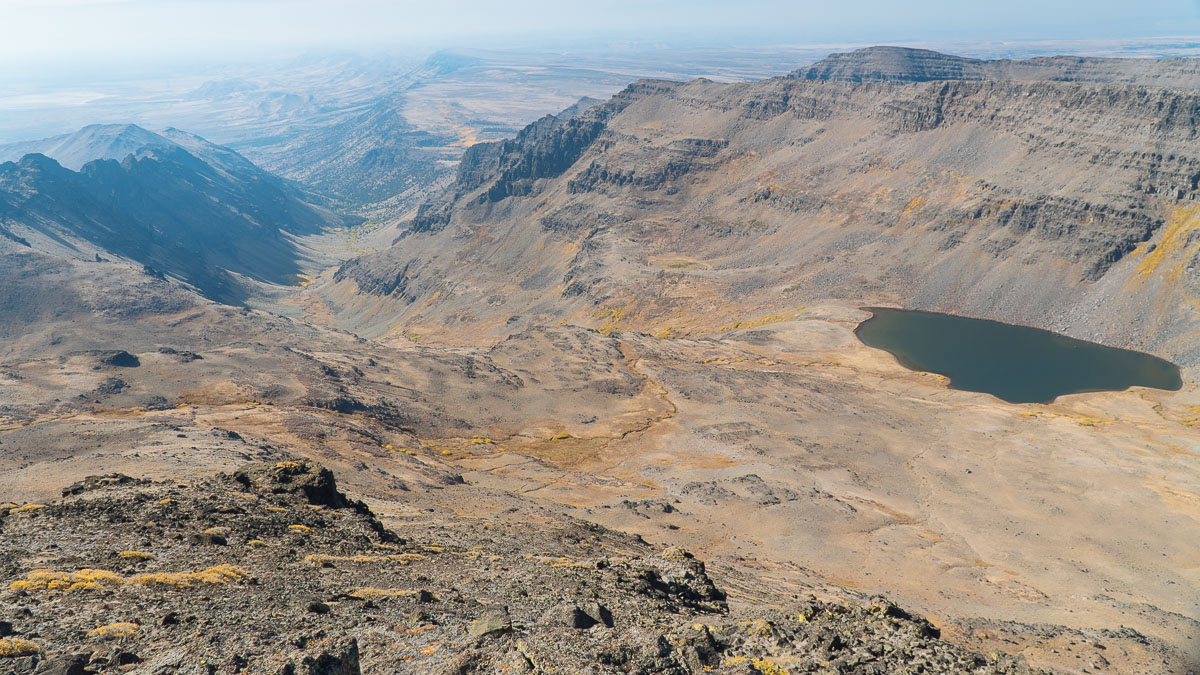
left=790, top=45, right=1200, bottom=88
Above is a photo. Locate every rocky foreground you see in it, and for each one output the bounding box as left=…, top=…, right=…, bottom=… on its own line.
left=0, top=461, right=1037, bottom=674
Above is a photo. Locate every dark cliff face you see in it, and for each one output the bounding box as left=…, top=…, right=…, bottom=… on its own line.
left=406, top=81, right=672, bottom=235
left=0, top=140, right=352, bottom=304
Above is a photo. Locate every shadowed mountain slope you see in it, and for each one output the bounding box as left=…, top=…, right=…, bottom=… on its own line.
left=0, top=125, right=355, bottom=304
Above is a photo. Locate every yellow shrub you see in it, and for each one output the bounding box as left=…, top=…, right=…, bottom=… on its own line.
left=9, top=569, right=123, bottom=592
left=0, top=637, right=40, bottom=657
left=11, top=566, right=246, bottom=593
left=10, top=504, right=46, bottom=514
left=550, top=433, right=572, bottom=441
left=740, top=619, right=774, bottom=636
left=305, top=553, right=424, bottom=565
left=118, top=551, right=155, bottom=561
left=87, top=623, right=139, bottom=639
left=128, top=564, right=247, bottom=588
left=722, top=657, right=789, bottom=675
left=348, top=588, right=419, bottom=599
left=288, top=524, right=312, bottom=534
left=750, top=659, right=789, bottom=675
left=247, top=539, right=267, bottom=548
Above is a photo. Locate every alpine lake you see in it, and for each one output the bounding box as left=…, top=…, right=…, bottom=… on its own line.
left=854, top=307, right=1184, bottom=404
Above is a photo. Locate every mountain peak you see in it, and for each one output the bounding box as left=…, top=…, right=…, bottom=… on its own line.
left=0, top=123, right=174, bottom=171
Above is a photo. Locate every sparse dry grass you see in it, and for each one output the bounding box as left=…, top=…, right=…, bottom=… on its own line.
left=723, top=655, right=790, bottom=674
left=348, top=588, right=422, bottom=599
left=305, top=553, right=424, bottom=565
left=10, top=569, right=123, bottom=592
left=716, top=307, right=806, bottom=333
left=10, top=565, right=247, bottom=592
left=129, top=564, right=247, bottom=588
left=87, top=622, right=139, bottom=640
left=0, top=637, right=41, bottom=657
left=118, top=550, right=155, bottom=561
left=1138, top=203, right=1200, bottom=280
left=529, top=555, right=590, bottom=569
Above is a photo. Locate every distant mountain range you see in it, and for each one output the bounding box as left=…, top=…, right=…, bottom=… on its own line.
left=247, top=94, right=451, bottom=208
left=0, top=124, right=355, bottom=304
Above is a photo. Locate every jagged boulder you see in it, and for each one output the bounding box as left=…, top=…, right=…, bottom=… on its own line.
left=61, top=474, right=143, bottom=497
left=233, top=460, right=351, bottom=509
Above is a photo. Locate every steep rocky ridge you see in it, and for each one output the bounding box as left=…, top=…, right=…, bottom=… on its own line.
left=318, top=57, right=1200, bottom=364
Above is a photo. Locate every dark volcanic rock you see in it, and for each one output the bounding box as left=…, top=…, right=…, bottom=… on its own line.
left=97, top=350, right=139, bottom=368
left=61, top=473, right=142, bottom=497
left=92, top=377, right=127, bottom=395
left=234, top=460, right=350, bottom=509
left=299, top=638, right=360, bottom=675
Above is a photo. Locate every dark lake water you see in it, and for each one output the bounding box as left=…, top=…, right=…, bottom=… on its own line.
left=854, top=307, right=1183, bottom=404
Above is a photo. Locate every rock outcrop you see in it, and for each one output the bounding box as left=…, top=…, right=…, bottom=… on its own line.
left=0, top=462, right=1039, bottom=673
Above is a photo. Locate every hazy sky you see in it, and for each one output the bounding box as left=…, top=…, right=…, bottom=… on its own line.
left=4, top=0, right=1200, bottom=69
